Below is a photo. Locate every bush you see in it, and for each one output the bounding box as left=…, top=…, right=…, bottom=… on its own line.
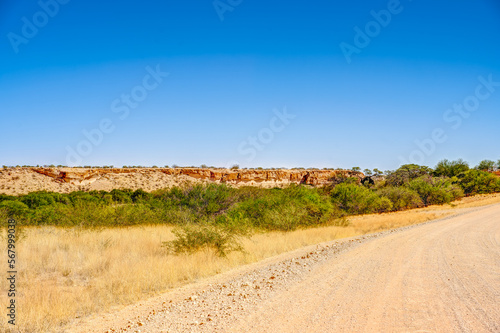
left=385, top=164, right=432, bottom=187
left=68, top=191, right=101, bottom=205
left=110, top=189, right=133, bottom=204
left=457, top=170, right=500, bottom=195
left=160, top=184, right=237, bottom=217
left=407, top=176, right=464, bottom=205
left=476, top=160, right=496, bottom=172
left=0, top=200, right=30, bottom=220
left=20, top=191, right=69, bottom=209
left=229, top=185, right=338, bottom=231
left=131, top=189, right=152, bottom=203
left=163, top=223, right=244, bottom=257
left=29, top=203, right=73, bottom=226
left=256, top=204, right=304, bottom=231
left=330, top=183, right=392, bottom=214
left=433, top=159, right=469, bottom=178
left=0, top=194, right=16, bottom=203
left=377, top=186, right=423, bottom=211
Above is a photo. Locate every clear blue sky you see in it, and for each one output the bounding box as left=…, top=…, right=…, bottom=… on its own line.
left=1, top=0, right=499, bottom=170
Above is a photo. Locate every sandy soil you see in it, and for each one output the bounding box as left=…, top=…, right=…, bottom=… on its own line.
left=65, top=203, right=500, bottom=333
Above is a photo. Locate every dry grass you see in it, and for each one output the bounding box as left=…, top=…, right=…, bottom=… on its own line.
left=1, top=193, right=499, bottom=332
left=445, top=192, right=500, bottom=208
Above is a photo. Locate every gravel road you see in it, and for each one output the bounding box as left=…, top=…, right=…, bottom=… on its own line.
left=70, top=204, right=500, bottom=333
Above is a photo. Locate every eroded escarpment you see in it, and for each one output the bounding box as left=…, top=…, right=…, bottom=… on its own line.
left=0, top=167, right=363, bottom=195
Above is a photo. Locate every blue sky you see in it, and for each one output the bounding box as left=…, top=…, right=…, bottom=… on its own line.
left=1, top=0, right=499, bottom=170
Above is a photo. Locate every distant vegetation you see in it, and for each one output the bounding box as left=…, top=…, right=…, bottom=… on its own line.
left=1, top=159, right=499, bottom=255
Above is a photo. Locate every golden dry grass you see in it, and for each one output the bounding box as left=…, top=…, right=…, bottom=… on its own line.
left=1, top=193, right=499, bottom=332
left=445, top=192, right=500, bottom=208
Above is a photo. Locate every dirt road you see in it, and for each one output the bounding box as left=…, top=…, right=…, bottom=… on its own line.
left=71, top=204, right=500, bottom=333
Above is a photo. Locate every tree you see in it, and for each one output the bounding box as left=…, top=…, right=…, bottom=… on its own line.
left=385, top=164, right=432, bottom=187
left=476, top=160, right=496, bottom=172
left=373, top=168, right=383, bottom=176
left=363, top=169, right=373, bottom=176
left=433, top=159, right=469, bottom=178
left=351, top=167, right=361, bottom=172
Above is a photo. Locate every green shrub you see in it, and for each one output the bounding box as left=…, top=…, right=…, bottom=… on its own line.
left=433, top=159, right=469, bottom=178
left=160, top=184, right=237, bottom=217
left=68, top=191, right=101, bottom=205
left=110, top=189, right=133, bottom=203
left=20, top=191, right=70, bottom=209
left=457, top=170, right=500, bottom=195
left=163, top=223, right=244, bottom=257
left=0, top=194, right=17, bottom=203
left=259, top=204, right=303, bottom=231
left=476, top=160, right=496, bottom=172
left=377, top=186, right=423, bottom=211
left=131, top=189, right=152, bottom=203
left=407, top=176, right=463, bottom=205
left=330, top=183, right=392, bottom=214
left=229, top=185, right=338, bottom=231
left=385, top=164, right=432, bottom=187
left=110, top=203, right=162, bottom=226
left=29, top=203, right=73, bottom=226
left=0, top=200, right=30, bottom=220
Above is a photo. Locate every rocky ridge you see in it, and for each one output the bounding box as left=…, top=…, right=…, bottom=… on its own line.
left=0, top=167, right=364, bottom=195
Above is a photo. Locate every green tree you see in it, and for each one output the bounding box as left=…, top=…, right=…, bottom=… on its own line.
left=433, top=159, right=469, bottom=178
left=476, top=160, right=496, bottom=172
left=385, top=164, right=432, bottom=186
